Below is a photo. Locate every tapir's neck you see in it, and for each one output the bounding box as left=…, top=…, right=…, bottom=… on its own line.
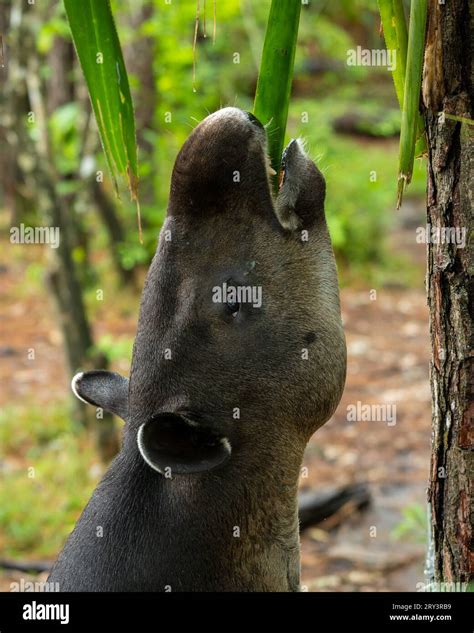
left=49, top=435, right=303, bottom=592
left=160, top=446, right=303, bottom=591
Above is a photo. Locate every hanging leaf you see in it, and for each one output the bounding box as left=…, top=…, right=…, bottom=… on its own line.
left=253, top=0, right=302, bottom=190
left=397, top=0, right=428, bottom=208
left=63, top=0, right=138, bottom=204
left=378, top=0, right=426, bottom=163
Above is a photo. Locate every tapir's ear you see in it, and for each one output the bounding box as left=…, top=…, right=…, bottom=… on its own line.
left=71, top=370, right=129, bottom=421
left=274, top=138, right=326, bottom=232
left=137, top=413, right=231, bottom=476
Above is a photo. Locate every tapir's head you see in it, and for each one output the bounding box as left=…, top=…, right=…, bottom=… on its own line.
left=72, top=108, right=346, bottom=476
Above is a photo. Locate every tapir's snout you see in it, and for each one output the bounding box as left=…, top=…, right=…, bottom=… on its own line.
left=137, top=412, right=232, bottom=476
left=202, top=106, right=266, bottom=135
left=168, top=107, right=274, bottom=214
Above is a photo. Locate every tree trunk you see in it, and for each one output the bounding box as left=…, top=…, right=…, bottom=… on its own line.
left=43, top=35, right=120, bottom=460
left=43, top=37, right=94, bottom=388
left=0, top=0, right=34, bottom=223
left=4, top=0, right=119, bottom=462
left=122, top=2, right=156, bottom=206
left=123, top=3, right=156, bottom=154
left=91, top=180, right=137, bottom=287
left=424, top=0, right=473, bottom=586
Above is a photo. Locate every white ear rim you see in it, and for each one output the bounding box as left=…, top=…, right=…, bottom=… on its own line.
left=220, top=437, right=232, bottom=454
left=137, top=423, right=166, bottom=475
left=137, top=423, right=233, bottom=477
left=71, top=372, right=89, bottom=405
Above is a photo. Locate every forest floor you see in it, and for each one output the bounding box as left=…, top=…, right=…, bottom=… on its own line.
left=0, top=197, right=431, bottom=592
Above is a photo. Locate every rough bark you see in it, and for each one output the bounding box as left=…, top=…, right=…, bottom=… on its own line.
left=424, top=0, right=473, bottom=585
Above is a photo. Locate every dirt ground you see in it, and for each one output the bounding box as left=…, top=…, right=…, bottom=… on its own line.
left=0, top=207, right=431, bottom=592
left=300, top=284, right=430, bottom=591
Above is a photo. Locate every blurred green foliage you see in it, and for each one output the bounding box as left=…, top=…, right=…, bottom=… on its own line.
left=94, top=334, right=134, bottom=364
left=0, top=404, right=101, bottom=557
left=392, top=503, right=427, bottom=543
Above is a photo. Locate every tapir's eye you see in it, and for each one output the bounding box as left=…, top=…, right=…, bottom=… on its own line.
left=226, top=300, right=240, bottom=317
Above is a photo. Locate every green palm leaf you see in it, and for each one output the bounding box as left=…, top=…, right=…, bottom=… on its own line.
left=253, top=0, right=302, bottom=190
left=63, top=0, right=138, bottom=202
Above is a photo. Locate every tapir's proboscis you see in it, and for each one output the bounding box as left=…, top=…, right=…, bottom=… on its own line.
left=48, top=108, right=347, bottom=591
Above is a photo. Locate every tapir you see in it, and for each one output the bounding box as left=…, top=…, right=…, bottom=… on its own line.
left=48, top=107, right=347, bottom=591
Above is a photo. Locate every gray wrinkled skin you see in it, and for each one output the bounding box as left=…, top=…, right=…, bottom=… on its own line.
left=48, top=108, right=346, bottom=591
